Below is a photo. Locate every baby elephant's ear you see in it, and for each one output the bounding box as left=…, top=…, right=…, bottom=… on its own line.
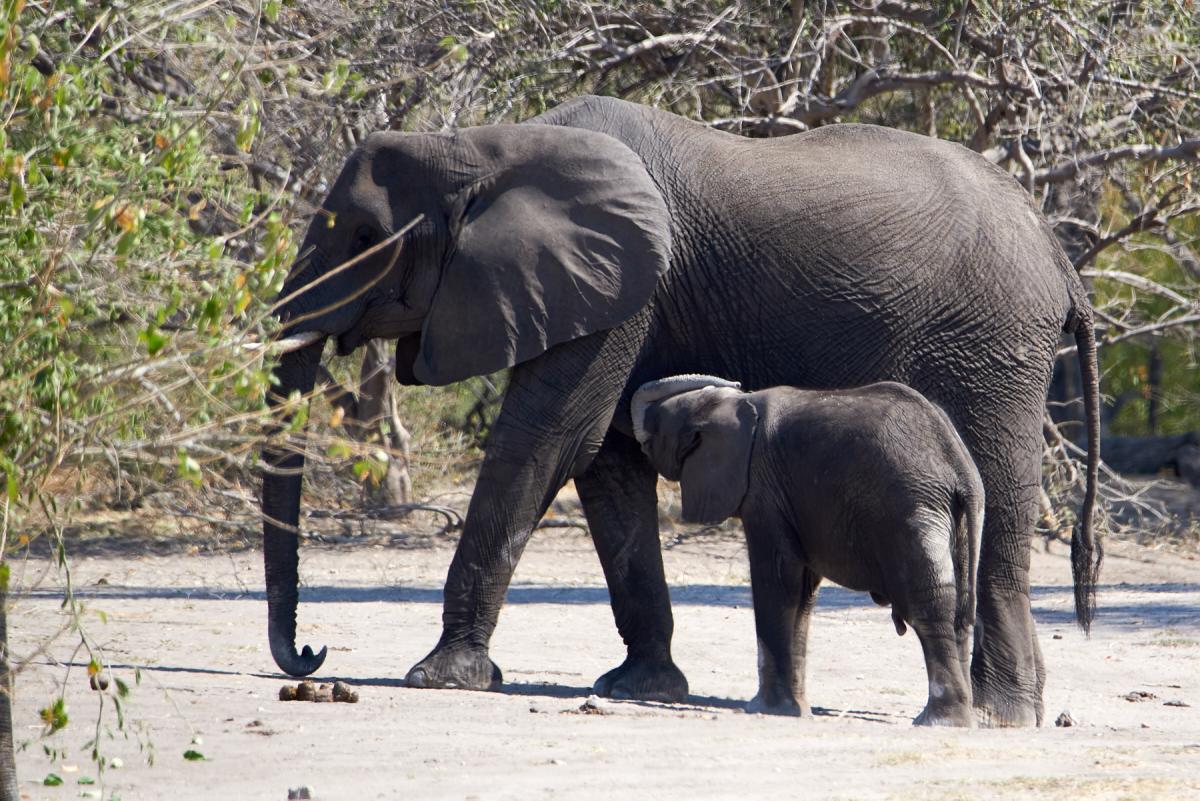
left=680, top=395, right=759, bottom=525
left=413, top=124, right=671, bottom=386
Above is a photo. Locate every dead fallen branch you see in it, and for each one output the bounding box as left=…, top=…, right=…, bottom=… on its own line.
left=306, top=504, right=464, bottom=530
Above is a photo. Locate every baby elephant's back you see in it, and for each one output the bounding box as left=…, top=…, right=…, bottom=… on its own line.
left=766, top=382, right=977, bottom=531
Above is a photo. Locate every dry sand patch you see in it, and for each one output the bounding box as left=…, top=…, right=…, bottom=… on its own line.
left=8, top=529, right=1199, bottom=800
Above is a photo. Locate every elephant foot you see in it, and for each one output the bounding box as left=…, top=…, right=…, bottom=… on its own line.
left=593, top=655, right=688, bottom=703
left=405, top=644, right=502, bottom=691
left=972, top=694, right=1038, bottom=728
left=914, top=701, right=975, bottom=728
left=972, top=661, right=1040, bottom=727
left=746, top=692, right=806, bottom=717
left=971, top=595, right=1044, bottom=727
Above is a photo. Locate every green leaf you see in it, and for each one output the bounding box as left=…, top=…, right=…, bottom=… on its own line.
left=138, top=326, right=167, bottom=356
left=77, top=776, right=95, bottom=785
left=286, top=397, right=308, bottom=432
left=115, top=229, right=137, bottom=258
left=200, top=296, right=222, bottom=329
left=235, top=113, right=259, bottom=152
left=177, top=451, right=202, bottom=487
left=183, top=749, right=205, bottom=761
left=233, top=288, right=251, bottom=316
left=43, top=774, right=63, bottom=786
left=38, top=697, right=68, bottom=734
left=322, top=59, right=351, bottom=94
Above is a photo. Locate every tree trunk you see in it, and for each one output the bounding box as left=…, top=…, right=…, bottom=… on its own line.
left=0, top=561, right=18, bottom=801
left=317, top=341, right=414, bottom=506
left=1049, top=334, right=1086, bottom=443
left=357, top=340, right=412, bottom=506
left=1147, top=344, right=1162, bottom=435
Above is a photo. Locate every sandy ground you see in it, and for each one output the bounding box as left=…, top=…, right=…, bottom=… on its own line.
left=7, top=516, right=1200, bottom=801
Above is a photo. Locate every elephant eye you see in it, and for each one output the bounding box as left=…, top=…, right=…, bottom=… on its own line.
left=351, top=225, right=376, bottom=256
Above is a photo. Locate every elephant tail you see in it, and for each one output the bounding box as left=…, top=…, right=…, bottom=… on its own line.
left=1069, top=303, right=1103, bottom=634
left=953, top=482, right=983, bottom=639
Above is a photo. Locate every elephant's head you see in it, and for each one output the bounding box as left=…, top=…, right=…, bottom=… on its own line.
left=631, top=375, right=757, bottom=525
left=262, top=123, right=673, bottom=676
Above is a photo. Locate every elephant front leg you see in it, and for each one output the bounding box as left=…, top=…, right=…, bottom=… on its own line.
left=576, top=432, right=688, bottom=703
left=405, top=325, right=645, bottom=692
left=401, top=452, right=534, bottom=692
left=744, top=525, right=817, bottom=717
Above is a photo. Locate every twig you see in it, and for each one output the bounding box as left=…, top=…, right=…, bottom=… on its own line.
left=1057, top=314, right=1200, bottom=357
left=306, top=504, right=464, bottom=529
left=535, top=518, right=589, bottom=532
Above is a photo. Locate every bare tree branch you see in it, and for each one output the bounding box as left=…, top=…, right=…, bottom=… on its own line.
left=1036, top=140, right=1200, bottom=186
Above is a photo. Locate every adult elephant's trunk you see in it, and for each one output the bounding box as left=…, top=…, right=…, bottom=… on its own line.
left=262, top=338, right=329, bottom=676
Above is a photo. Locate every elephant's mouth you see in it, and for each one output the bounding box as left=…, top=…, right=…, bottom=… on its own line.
left=335, top=330, right=364, bottom=357
left=335, top=302, right=426, bottom=356
left=334, top=329, right=425, bottom=386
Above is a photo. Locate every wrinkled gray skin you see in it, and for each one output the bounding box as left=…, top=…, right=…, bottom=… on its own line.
left=632, top=377, right=983, bottom=726
left=261, top=95, right=1101, bottom=726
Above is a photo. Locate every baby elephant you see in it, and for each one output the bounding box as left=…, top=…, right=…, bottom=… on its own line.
left=632, top=375, right=984, bottom=727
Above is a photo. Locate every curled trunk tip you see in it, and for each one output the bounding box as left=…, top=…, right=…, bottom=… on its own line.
left=269, top=627, right=328, bottom=677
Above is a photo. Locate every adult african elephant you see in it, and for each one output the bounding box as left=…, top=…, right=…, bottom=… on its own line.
left=261, top=95, right=1100, bottom=727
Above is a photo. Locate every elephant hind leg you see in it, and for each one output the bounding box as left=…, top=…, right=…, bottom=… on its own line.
left=901, top=509, right=974, bottom=728
left=787, top=565, right=822, bottom=709
left=967, top=420, right=1046, bottom=728
left=918, top=362, right=1052, bottom=727
left=577, top=430, right=688, bottom=703
left=910, top=603, right=975, bottom=727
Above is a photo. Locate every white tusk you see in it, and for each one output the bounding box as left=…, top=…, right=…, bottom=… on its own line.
left=243, top=330, right=325, bottom=354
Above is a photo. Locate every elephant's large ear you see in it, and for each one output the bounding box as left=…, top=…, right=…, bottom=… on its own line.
left=679, top=394, right=759, bottom=525
left=413, top=125, right=671, bottom=385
